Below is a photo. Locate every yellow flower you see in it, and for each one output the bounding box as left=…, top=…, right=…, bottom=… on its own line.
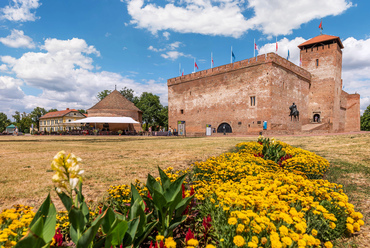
left=165, top=237, right=177, bottom=248
left=205, top=245, right=216, bottom=248
left=156, top=235, right=165, bottom=241
left=187, top=238, right=199, bottom=247
left=236, top=224, right=245, bottom=233
left=324, top=241, right=333, bottom=248
left=281, top=237, right=292, bottom=246
left=228, top=217, right=238, bottom=225
left=233, top=235, right=245, bottom=247
left=311, top=229, right=318, bottom=236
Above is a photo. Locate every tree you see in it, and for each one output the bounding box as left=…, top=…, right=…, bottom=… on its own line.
left=78, top=109, right=87, bottom=114
left=157, top=106, right=168, bottom=129
left=12, top=111, right=33, bottom=133
left=48, top=108, right=58, bottom=113
left=119, top=87, right=138, bottom=103
left=96, top=90, right=112, bottom=101
left=0, top=112, right=11, bottom=133
left=31, top=107, right=47, bottom=130
left=360, top=104, right=370, bottom=131
left=135, top=92, right=163, bottom=131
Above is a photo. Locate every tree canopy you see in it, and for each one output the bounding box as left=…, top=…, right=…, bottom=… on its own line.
left=0, top=113, right=11, bottom=133
left=360, top=104, right=370, bottom=131
left=31, top=107, right=47, bottom=130
left=12, top=111, right=33, bottom=133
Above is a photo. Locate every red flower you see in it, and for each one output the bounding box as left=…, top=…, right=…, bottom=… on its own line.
left=99, top=206, right=102, bottom=215
left=185, top=228, right=194, bottom=242
left=182, top=184, right=186, bottom=199
left=159, top=240, right=165, bottom=248
left=190, top=187, right=195, bottom=196
left=54, top=228, right=63, bottom=246
left=148, top=191, right=153, bottom=200
left=202, top=214, right=212, bottom=231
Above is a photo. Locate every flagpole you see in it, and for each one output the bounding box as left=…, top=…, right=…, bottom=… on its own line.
left=254, top=39, right=255, bottom=58
left=230, top=46, right=232, bottom=64
left=276, top=36, right=278, bottom=53
left=193, top=58, right=195, bottom=73
left=179, top=63, right=181, bottom=76
left=211, top=52, right=213, bottom=68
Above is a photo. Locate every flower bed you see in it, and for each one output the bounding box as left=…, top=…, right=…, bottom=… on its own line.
left=1, top=138, right=364, bottom=248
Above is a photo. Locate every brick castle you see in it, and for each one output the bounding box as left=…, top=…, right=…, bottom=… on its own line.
left=167, top=34, right=360, bottom=136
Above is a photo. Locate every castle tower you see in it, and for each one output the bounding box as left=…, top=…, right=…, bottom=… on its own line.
left=298, top=35, right=344, bottom=132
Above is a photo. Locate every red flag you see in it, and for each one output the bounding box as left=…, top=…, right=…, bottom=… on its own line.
left=276, top=41, right=278, bottom=52
left=182, top=71, right=184, bottom=76
left=319, top=20, right=322, bottom=29
left=195, top=62, right=199, bottom=69
left=212, top=57, right=214, bottom=66
left=254, top=43, right=258, bottom=50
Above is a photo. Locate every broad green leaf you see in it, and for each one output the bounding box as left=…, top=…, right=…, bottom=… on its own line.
left=121, top=218, right=140, bottom=247
left=158, top=166, right=171, bottom=190
left=163, top=174, right=186, bottom=203
left=152, top=188, right=167, bottom=212
left=130, top=184, right=144, bottom=210
left=30, top=194, right=51, bottom=227
left=146, top=174, right=163, bottom=194
left=69, top=207, right=86, bottom=242
left=130, top=199, right=147, bottom=235
left=76, top=213, right=105, bottom=248
left=56, top=191, right=73, bottom=211
left=133, top=220, right=158, bottom=248
left=101, top=208, right=117, bottom=234
left=174, top=195, right=194, bottom=218
left=105, top=220, right=129, bottom=248
left=42, top=201, right=57, bottom=242
left=14, top=231, right=46, bottom=248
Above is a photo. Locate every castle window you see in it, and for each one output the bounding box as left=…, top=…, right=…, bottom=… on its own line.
left=180, top=109, right=184, bottom=114
left=250, top=96, right=256, bottom=106
left=316, top=59, right=319, bottom=67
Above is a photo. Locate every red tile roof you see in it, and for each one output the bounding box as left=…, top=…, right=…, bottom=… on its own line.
left=40, top=109, right=79, bottom=119
left=298, top=34, right=344, bottom=49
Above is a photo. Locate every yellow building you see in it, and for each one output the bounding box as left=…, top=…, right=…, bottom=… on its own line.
left=39, top=108, right=86, bottom=132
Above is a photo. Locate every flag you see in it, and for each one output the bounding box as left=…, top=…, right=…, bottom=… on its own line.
left=319, top=19, right=323, bottom=30
left=195, top=62, right=199, bottom=70
left=287, top=50, right=290, bottom=60
left=276, top=37, right=278, bottom=52
left=211, top=52, right=214, bottom=68
left=182, top=69, right=184, bottom=76
left=254, top=43, right=258, bottom=51
left=232, top=51, right=235, bottom=62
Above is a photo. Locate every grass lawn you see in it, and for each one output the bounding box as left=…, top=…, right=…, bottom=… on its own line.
left=0, top=133, right=369, bottom=247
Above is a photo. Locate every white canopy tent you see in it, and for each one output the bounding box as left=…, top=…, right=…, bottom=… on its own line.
left=70, top=117, right=139, bottom=124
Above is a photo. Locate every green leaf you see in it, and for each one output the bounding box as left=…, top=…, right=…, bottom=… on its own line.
left=57, top=191, right=73, bottom=211
left=158, top=166, right=171, bottom=190
left=152, top=188, right=167, bottom=212
left=105, top=220, right=129, bottom=248
left=146, top=174, right=163, bottom=194
left=130, top=184, right=144, bottom=210
left=42, top=201, right=57, bottom=242
left=133, top=221, right=158, bottom=248
left=76, top=213, right=105, bottom=248
left=14, top=231, right=46, bottom=248
left=30, top=194, right=51, bottom=227
left=130, top=199, right=147, bottom=236
left=101, top=207, right=117, bottom=234
left=69, top=207, right=86, bottom=243
left=168, top=215, right=187, bottom=232
left=164, top=174, right=186, bottom=203
left=174, top=195, right=194, bottom=218
left=121, top=218, right=140, bottom=247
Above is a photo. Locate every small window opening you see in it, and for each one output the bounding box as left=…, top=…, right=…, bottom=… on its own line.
left=250, top=96, right=256, bottom=106
left=316, top=59, right=319, bottom=67
left=180, top=109, right=184, bottom=114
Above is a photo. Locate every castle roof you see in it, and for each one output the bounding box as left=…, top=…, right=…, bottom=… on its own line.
left=298, top=34, right=344, bottom=49
left=40, top=108, right=80, bottom=119
left=88, top=90, right=142, bottom=112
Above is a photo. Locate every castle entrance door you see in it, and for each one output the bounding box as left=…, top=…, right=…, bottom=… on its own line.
left=313, top=114, right=320, bottom=123
left=217, top=123, right=232, bottom=133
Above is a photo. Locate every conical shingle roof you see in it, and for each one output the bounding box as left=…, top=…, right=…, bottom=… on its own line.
left=88, top=90, right=142, bottom=112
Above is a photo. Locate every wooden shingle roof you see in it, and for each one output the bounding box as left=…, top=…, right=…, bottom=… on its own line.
left=40, top=109, right=80, bottom=119
left=88, top=90, right=142, bottom=112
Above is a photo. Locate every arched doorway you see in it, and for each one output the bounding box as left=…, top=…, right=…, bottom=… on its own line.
left=217, top=123, right=232, bottom=133
left=313, top=114, right=320, bottom=123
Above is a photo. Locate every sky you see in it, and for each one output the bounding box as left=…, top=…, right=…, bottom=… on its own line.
left=1, top=0, right=370, bottom=120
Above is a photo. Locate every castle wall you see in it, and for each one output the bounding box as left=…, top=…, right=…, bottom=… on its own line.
left=168, top=53, right=310, bottom=135
left=301, top=43, right=343, bottom=132
left=345, top=93, right=361, bottom=132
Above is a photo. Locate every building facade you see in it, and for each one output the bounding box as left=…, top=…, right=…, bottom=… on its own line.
left=39, top=108, right=86, bottom=132
left=167, top=35, right=360, bottom=136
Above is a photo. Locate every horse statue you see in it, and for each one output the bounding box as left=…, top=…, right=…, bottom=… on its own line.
left=289, top=103, right=299, bottom=121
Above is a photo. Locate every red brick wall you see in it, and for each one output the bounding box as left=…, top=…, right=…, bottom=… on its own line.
left=168, top=53, right=310, bottom=135
left=345, top=93, right=360, bottom=131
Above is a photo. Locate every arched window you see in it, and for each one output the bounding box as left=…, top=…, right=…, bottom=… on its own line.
left=217, top=123, right=232, bottom=133
left=313, top=114, right=320, bottom=123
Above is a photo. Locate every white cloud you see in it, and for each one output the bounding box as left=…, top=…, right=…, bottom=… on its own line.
left=1, top=0, right=41, bottom=22
left=163, top=31, right=170, bottom=40
left=258, top=37, right=306, bottom=65
left=246, top=0, right=352, bottom=36
left=0, top=76, right=25, bottom=100
left=161, top=51, right=189, bottom=60
left=125, top=0, right=352, bottom=37
left=0, top=37, right=168, bottom=115
left=148, top=45, right=165, bottom=52
left=341, top=37, right=370, bottom=113
left=0, top=29, right=35, bottom=48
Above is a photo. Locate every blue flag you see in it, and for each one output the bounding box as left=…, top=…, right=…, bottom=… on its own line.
left=287, top=50, right=290, bottom=60
left=232, top=51, right=235, bottom=62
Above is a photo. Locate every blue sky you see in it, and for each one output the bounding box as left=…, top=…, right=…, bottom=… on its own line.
left=1, top=0, right=370, bottom=120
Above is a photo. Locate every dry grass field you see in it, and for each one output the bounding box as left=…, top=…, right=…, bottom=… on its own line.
left=0, top=133, right=369, bottom=247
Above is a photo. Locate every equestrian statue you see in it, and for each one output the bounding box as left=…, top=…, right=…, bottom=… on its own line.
left=289, top=103, right=299, bottom=121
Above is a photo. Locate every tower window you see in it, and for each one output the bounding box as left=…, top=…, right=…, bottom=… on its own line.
left=316, top=59, right=319, bottom=67
left=180, top=109, right=184, bottom=114
left=250, top=96, right=256, bottom=106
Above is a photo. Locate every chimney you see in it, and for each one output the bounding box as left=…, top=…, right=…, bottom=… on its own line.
left=66, top=108, right=69, bottom=110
